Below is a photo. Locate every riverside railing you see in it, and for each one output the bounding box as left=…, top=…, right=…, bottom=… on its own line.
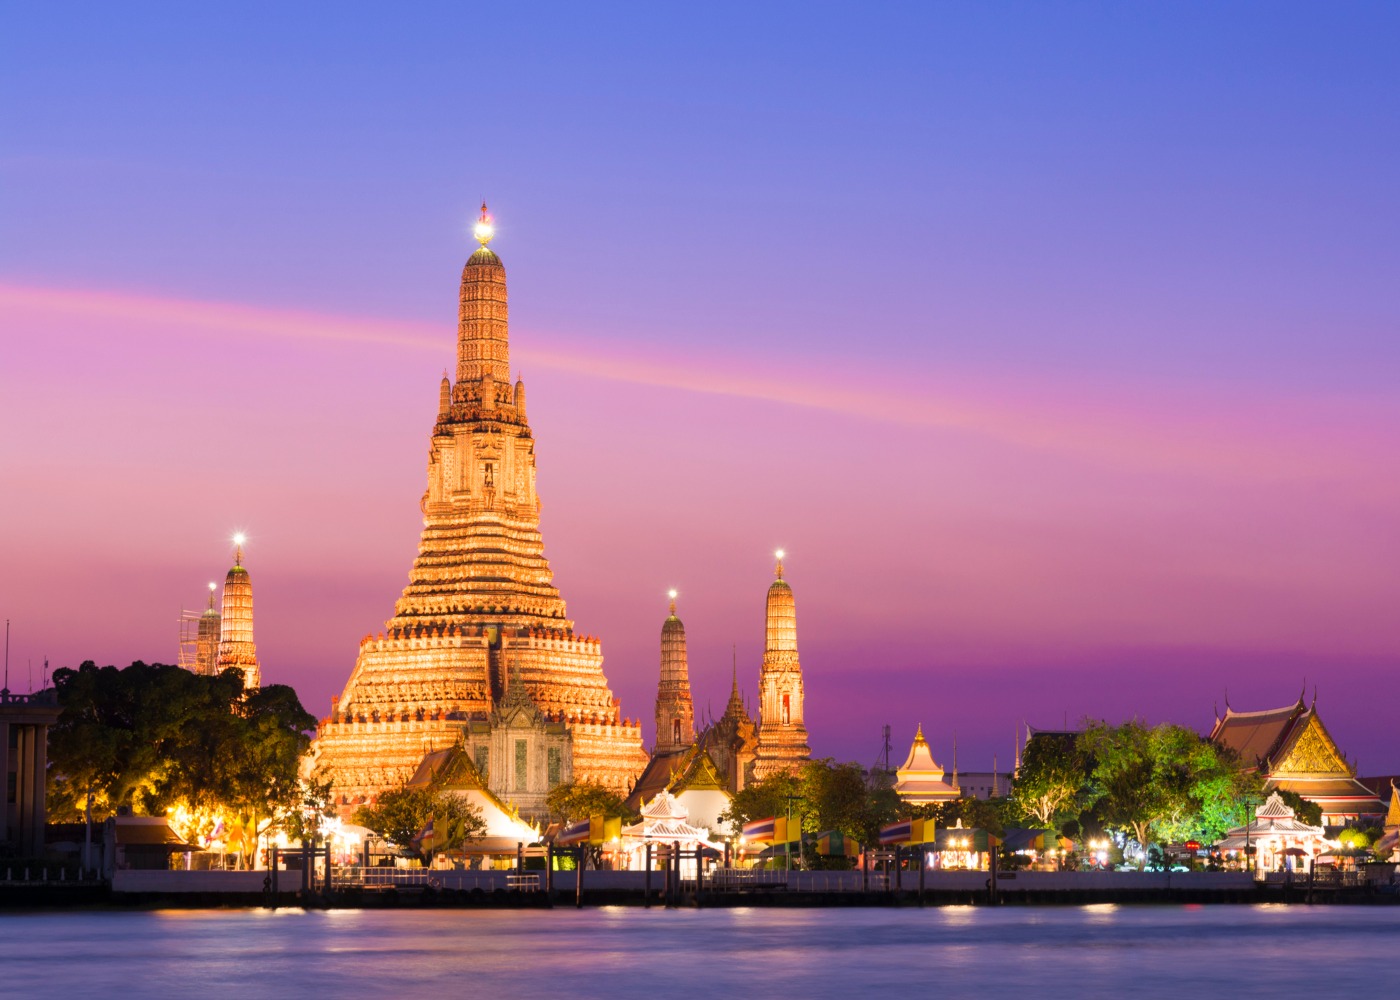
left=331, top=867, right=538, bottom=892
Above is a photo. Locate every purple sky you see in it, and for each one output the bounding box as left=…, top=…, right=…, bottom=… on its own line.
left=2, top=4, right=1398, bottom=775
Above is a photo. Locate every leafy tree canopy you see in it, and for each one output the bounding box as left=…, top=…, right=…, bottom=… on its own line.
left=47, top=661, right=314, bottom=819
left=545, top=781, right=630, bottom=823
left=1078, top=719, right=1262, bottom=857
left=721, top=759, right=901, bottom=847
left=1011, top=732, right=1090, bottom=827
left=353, top=786, right=485, bottom=861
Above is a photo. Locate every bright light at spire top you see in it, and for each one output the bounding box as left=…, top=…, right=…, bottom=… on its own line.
left=473, top=201, right=494, bottom=246
left=775, top=549, right=785, bottom=561
left=668, top=589, right=678, bottom=600
left=233, top=533, right=247, bottom=547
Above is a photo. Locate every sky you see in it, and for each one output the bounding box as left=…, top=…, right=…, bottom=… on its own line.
left=2, top=2, right=1398, bottom=775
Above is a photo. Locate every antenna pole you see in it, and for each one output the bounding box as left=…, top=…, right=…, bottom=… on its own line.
left=3, top=618, right=8, bottom=691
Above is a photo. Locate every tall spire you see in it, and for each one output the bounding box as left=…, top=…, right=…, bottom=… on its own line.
left=753, top=550, right=811, bottom=780
left=196, top=581, right=221, bottom=676
left=456, top=202, right=510, bottom=388
left=654, top=589, right=695, bottom=754
left=217, top=534, right=260, bottom=690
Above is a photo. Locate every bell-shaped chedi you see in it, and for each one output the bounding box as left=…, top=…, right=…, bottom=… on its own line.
left=314, top=206, right=647, bottom=809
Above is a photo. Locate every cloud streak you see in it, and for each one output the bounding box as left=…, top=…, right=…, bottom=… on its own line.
left=4, top=280, right=1396, bottom=491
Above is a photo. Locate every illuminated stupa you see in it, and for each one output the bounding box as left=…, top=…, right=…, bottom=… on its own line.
left=654, top=591, right=695, bottom=754
left=216, top=535, right=261, bottom=690
left=196, top=583, right=222, bottom=676
left=752, top=551, right=811, bottom=779
left=315, top=206, right=647, bottom=808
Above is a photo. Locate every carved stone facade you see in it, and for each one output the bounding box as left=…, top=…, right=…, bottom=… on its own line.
left=314, top=215, right=647, bottom=811
left=457, top=670, right=572, bottom=823
left=752, top=555, right=810, bottom=780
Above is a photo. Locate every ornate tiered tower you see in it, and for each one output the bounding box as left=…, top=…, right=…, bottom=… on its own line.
left=654, top=590, right=695, bottom=754
left=315, top=207, right=647, bottom=808
left=752, top=551, right=810, bottom=779
left=196, top=583, right=222, bottom=676
left=216, top=536, right=260, bottom=690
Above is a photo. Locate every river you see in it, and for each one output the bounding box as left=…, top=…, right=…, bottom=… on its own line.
left=1, top=904, right=1393, bottom=998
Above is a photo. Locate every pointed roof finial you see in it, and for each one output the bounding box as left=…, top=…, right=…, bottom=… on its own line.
left=232, top=532, right=246, bottom=566
left=914, top=722, right=926, bottom=744
left=207, top=581, right=217, bottom=610
left=473, top=202, right=494, bottom=246
left=668, top=589, right=678, bottom=615
left=774, top=549, right=785, bottom=579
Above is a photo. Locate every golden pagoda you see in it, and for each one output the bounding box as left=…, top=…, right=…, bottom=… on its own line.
left=314, top=207, right=647, bottom=810
left=216, top=535, right=260, bottom=690
left=893, top=724, right=961, bottom=806
left=752, top=551, right=811, bottom=779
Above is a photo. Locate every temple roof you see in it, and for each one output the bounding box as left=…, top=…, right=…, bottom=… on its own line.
left=467, top=246, right=501, bottom=266
left=896, top=724, right=945, bottom=779
left=640, top=789, right=687, bottom=822
left=1210, top=701, right=1309, bottom=768
left=894, top=725, right=960, bottom=801
left=623, top=748, right=688, bottom=813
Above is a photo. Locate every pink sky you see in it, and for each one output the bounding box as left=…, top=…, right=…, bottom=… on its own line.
left=2, top=279, right=1397, bottom=773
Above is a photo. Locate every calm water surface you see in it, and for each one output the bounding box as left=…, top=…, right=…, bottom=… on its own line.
left=1, top=905, right=1393, bottom=998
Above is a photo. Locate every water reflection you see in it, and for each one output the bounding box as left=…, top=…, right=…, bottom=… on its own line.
left=0, top=906, right=1394, bottom=999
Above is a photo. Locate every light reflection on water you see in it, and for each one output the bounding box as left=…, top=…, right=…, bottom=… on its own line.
left=1, top=905, right=1394, bottom=999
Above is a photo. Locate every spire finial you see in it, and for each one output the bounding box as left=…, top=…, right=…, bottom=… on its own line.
left=207, top=581, right=217, bottom=610
left=473, top=202, right=494, bottom=246
left=914, top=722, right=925, bottom=743
left=774, top=549, right=785, bottom=579
left=668, top=589, right=677, bottom=615
left=232, top=532, right=246, bottom=567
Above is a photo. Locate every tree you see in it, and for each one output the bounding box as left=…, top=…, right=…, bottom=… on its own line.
left=1080, top=719, right=1159, bottom=857
left=1079, top=719, right=1264, bottom=859
left=354, top=786, right=486, bottom=861
left=545, top=781, right=630, bottom=823
left=1274, top=789, right=1322, bottom=827
left=282, top=769, right=339, bottom=846
left=721, top=770, right=803, bottom=836
left=1011, top=732, right=1089, bottom=827
left=46, top=661, right=316, bottom=867
left=720, top=760, right=902, bottom=857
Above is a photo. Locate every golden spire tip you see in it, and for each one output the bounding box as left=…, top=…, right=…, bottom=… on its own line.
left=473, top=202, right=494, bottom=247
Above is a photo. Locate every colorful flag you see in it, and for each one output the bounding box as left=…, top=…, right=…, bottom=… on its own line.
left=742, top=817, right=776, bottom=843
left=587, top=816, right=622, bottom=845
left=879, top=820, right=913, bottom=845
left=556, top=819, right=590, bottom=846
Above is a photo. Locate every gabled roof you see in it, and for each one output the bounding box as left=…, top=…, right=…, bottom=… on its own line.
left=624, top=744, right=733, bottom=813
left=623, top=748, right=688, bottom=813
left=1210, top=700, right=1308, bottom=769
left=1255, top=791, right=1295, bottom=819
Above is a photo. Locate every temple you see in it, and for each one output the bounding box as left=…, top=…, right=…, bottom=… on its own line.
left=752, top=552, right=811, bottom=780
left=1209, top=694, right=1384, bottom=824
left=893, top=724, right=961, bottom=806
left=314, top=208, right=647, bottom=813
left=216, top=536, right=260, bottom=690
